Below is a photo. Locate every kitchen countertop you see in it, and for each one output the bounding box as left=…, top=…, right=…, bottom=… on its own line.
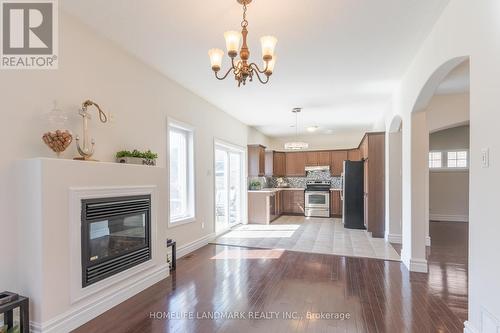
left=248, top=187, right=342, bottom=193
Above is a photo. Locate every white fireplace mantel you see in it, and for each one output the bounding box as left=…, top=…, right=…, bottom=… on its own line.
left=15, top=158, right=169, bottom=333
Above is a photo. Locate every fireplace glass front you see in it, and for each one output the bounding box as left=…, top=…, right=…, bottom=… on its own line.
left=81, top=195, right=151, bottom=287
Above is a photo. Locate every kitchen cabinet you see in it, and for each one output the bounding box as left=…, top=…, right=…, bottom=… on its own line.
left=305, top=152, right=318, bottom=166
left=330, top=150, right=348, bottom=176
left=275, top=190, right=283, bottom=216
left=285, top=152, right=306, bottom=177
left=330, top=190, right=343, bottom=217
left=248, top=145, right=266, bottom=177
left=266, top=151, right=286, bottom=177
left=305, top=151, right=331, bottom=166
left=317, top=151, right=331, bottom=165
left=348, top=149, right=362, bottom=161
left=360, top=133, right=385, bottom=238
left=281, top=190, right=305, bottom=214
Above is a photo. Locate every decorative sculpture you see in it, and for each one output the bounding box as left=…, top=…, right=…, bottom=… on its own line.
left=74, top=99, right=108, bottom=161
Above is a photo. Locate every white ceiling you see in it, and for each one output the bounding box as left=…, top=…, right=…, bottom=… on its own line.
left=62, top=0, right=449, bottom=137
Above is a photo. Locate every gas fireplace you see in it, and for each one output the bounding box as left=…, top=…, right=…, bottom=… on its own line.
left=81, top=195, right=151, bottom=287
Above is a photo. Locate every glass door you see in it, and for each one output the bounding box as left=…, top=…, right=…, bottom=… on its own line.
left=215, top=144, right=244, bottom=233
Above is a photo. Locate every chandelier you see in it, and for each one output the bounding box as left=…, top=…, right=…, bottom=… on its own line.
left=208, top=0, right=277, bottom=87
left=284, top=108, right=309, bottom=150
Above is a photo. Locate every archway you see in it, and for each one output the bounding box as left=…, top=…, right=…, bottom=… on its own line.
left=401, top=56, right=470, bottom=273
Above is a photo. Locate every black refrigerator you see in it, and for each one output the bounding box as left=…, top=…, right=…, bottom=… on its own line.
left=342, top=160, right=365, bottom=229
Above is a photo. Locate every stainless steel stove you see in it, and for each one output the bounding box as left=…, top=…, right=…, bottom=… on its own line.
left=305, top=180, right=331, bottom=217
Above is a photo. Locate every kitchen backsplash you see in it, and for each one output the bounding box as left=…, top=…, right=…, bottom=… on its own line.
left=248, top=171, right=342, bottom=189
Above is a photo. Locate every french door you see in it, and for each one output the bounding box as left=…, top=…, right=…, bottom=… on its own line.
left=215, top=143, right=244, bottom=233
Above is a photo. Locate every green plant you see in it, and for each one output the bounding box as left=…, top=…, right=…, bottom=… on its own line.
left=250, top=180, right=261, bottom=188
left=116, top=149, right=158, bottom=160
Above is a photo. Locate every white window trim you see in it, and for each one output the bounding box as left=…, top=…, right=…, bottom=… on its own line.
left=429, top=151, right=443, bottom=169
left=429, top=149, right=469, bottom=172
left=167, top=118, right=196, bottom=228
left=213, top=138, right=248, bottom=235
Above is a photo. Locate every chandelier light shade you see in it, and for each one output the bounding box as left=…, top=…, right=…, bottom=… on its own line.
left=208, top=0, right=277, bottom=87
left=224, top=31, right=242, bottom=55
left=260, top=36, right=278, bottom=59
left=284, top=108, right=309, bottom=151
left=208, top=48, right=224, bottom=71
left=284, top=142, right=309, bottom=150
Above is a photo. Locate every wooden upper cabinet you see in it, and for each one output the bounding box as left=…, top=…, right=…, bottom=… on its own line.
left=317, top=151, right=331, bottom=165
left=248, top=145, right=266, bottom=177
left=348, top=149, right=362, bottom=161
left=285, top=152, right=306, bottom=176
left=360, top=137, right=369, bottom=160
left=330, top=150, right=348, bottom=176
left=305, top=152, right=319, bottom=166
left=266, top=151, right=286, bottom=177
left=274, top=152, right=286, bottom=177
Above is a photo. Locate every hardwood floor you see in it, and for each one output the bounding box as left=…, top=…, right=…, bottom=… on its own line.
left=74, top=223, right=468, bottom=333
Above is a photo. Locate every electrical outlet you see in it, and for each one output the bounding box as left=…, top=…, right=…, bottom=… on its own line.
left=481, top=148, right=490, bottom=168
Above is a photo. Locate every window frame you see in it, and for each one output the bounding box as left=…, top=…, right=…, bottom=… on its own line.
left=446, top=150, right=469, bottom=169
left=429, top=151, right=443, bottom=169
left=429, top=149, right=469, bottom=172
left=167, top=118, right=196, bottom=227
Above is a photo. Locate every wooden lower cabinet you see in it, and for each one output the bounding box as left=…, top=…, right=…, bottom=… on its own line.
left=281, top=190, right=305, bottom=214
left=330, top=191, right=343, bottom=217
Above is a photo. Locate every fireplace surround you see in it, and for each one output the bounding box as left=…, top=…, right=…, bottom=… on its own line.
left=81, top=195, right=152, bottom=287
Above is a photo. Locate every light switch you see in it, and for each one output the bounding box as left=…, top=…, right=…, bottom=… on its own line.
left=481, top=148, right=489, bottom=168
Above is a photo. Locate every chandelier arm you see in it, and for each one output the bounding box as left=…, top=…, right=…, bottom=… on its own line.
left=214, top=66, right=234, bottom=81
left=249, top=62, right=269, bottom=74
left=252, top=68, right=270, bottom=84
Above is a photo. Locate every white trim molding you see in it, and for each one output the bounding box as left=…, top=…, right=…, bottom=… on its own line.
left=69, top=185, right=159, bottom=304
left=386, top=233, right=402, bottom=244
left=463, top=321, right=480, bottom=333
left=430, top=214, right=469, bottom=222
left=32, top=264, right=169, bottom=333
left=426, top=236, right=432, bottom=247
left=177, top=233, right=216, bottom=258
left=401, top=252, right=428, bottom=273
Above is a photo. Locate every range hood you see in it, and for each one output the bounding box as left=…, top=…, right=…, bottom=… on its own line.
left=305, top=165, right=330, bottom=172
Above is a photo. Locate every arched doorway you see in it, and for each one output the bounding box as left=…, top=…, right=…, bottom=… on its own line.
left=401, top=56, right=470, bottom=273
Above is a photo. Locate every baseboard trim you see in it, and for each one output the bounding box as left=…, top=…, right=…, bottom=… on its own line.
left=33, top=263, right=169, bottom=333
left=463, top=320, right=480, bottom=333
left=177, top=233, right=216, bottom=258
left=386, top=233, right=402, bottom=244
left=430, top=214, right=468, bottom=222
left=401, top=252, right=428, bottom=273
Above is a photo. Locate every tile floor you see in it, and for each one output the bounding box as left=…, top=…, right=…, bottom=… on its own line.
left=212, top=215, right=400, bottom=261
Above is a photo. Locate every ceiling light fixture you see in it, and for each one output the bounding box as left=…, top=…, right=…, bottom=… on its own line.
left=208, top=0, right=277, bottom=87
left=284, top=108, right=309, bottom=150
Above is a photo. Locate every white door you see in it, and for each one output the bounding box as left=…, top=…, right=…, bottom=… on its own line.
left=215, top=144, right=244, bottom=233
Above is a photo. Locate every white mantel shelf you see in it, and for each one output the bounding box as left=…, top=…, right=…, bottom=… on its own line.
left=15, top=158, right=169, bottom=333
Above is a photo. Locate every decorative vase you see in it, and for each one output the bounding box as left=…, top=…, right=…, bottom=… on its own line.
left=42, top=130, right=73, bottom=157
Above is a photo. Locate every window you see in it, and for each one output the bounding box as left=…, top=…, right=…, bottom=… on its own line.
left=447, top=151, right=468, bottom=168
left=168, top=120, right=195, bottom=225
left=429, top=152, right=442, bottom=168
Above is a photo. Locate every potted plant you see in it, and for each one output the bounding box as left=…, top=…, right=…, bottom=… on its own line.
left=249, top=180, right=262, bottom=190
left=116, top=149, right=158, bottom=166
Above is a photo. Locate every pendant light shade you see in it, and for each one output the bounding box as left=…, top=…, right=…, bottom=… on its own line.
left=284, top=108, right=309, bottom=150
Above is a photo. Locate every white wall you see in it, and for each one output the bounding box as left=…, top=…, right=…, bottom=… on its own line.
left=429, top=125, right=470, bottom=222
left=387, top=0, right=500, bottom=331
left=0, top=11, right=270, bottom=296
left=427, top=93, right=470, bottom=132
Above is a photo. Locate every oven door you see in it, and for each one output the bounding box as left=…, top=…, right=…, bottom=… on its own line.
left=305, top=191, right=330, bottom=209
